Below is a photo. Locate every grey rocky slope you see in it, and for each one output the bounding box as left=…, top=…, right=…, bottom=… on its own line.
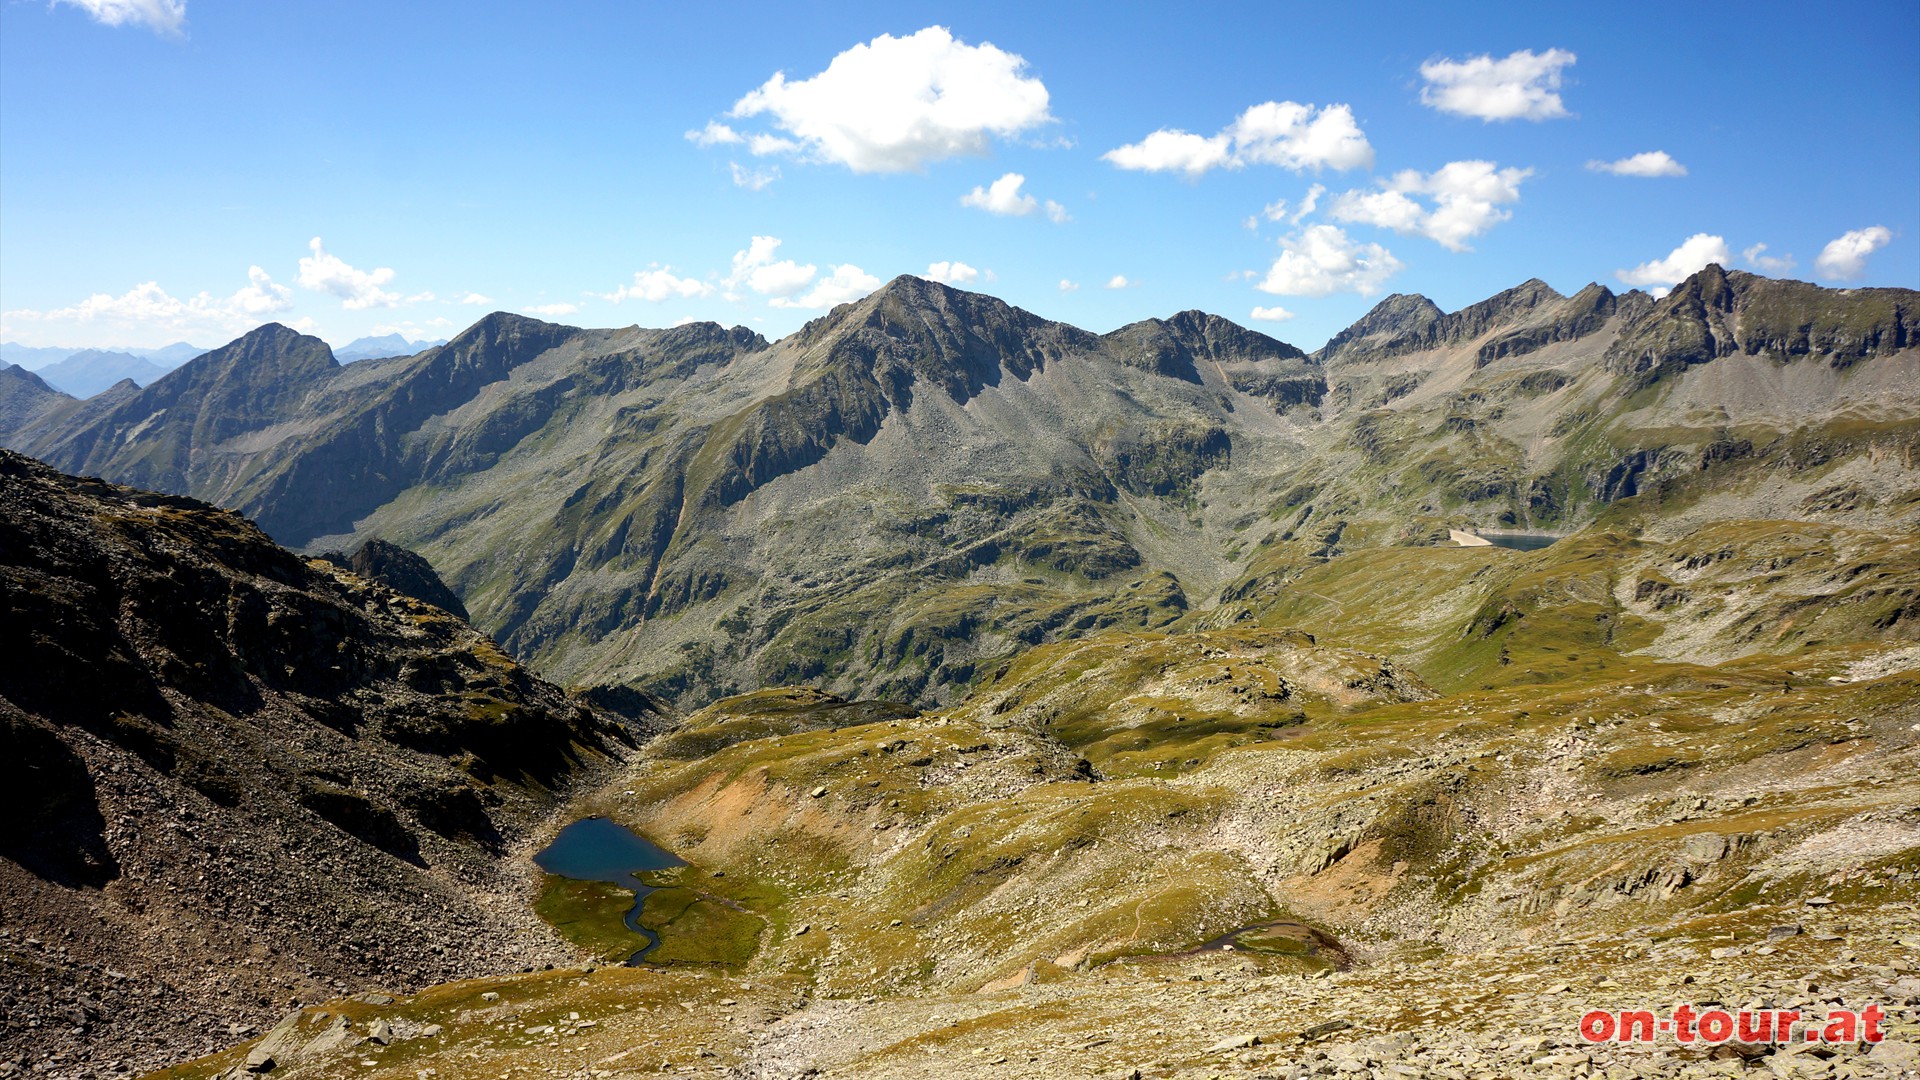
left=0, top=451, right=634, bottom=1073
left=3, top=267, right=1915, bottom=713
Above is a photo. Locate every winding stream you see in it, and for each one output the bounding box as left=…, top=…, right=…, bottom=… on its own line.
left=533, top=816, right=684, bottom=964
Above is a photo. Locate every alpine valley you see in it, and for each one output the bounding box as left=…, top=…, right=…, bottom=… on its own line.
left=3, top=266, right=1918, bottom=1079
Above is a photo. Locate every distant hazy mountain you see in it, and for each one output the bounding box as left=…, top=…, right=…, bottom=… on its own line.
left=334, top=332, right=447, bottom=362
left=32, top=348, right=173, bottom=397
left=0, top=343, right=75, bottom=369
left=0, top=340, right=204, bottom=370
left=3, top=267, right=1914, bottom=711
left=130, top=341, right=205, bottom=365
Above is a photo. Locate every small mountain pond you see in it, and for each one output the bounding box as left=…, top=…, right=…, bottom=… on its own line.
left=533, top=816, right=684, bottom=964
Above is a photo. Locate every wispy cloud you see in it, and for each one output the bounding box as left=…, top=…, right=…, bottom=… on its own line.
left=1741, top=244, right=1795, bottom=275
left=54, top=0, right=185, bottom=36
left=729, top=162, right=780, bottom=190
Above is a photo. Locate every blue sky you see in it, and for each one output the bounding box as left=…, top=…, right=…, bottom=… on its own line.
left=2, top=0, right=1915, bottom=352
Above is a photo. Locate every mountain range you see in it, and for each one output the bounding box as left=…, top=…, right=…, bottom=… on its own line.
left=0, top=340, right=205, bottom=369
left=3, top=265, right=1911, bottom=714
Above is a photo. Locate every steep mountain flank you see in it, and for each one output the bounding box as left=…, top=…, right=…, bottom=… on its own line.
left=0, top=452, right=631, bottom=1072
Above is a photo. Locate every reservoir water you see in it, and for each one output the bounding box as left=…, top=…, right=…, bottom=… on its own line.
left=1484, top=533, right=1561, bottom=552
left=533, top=816, right=684, bottom=964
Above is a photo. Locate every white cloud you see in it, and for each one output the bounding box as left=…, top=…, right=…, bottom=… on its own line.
left=1045, top=199, right=1070, bottom=224
left=1329, top=160, right=1531, bottom=251
left=602, top=266, right=715, bottom=303
left=1255, top=183, right=1327, bottom=229
left=1102, top=130, right=1232, bottom=178
left=1249, top=305, right=1295, bottom=322
left=770, top=264, right=881, bottom=310
left=0, top=266, right=297, bottom=347
left=1103, top=102, right=1371, bottom=178
left=1814, top=226, right=1893, bottom=280
left=522, top=302, right=581, bottom=318
left=1615, top=233, right=1732, bottom=294
left=1105, top=275, right=1133, bottom=289
left=1588, top=151, right=1687, bottom=178
left=231, top=265, right=294, bottom=316
left=686, top=121, right=743, bottom=147
left=1419, top=48, right=1576, bottom=122
left=961, top=172, right=1036, bottom=215
left=722, top=26, right=1052, bottom=173
left=747, top=134, right=803, bottom=157
left=456, top=292, right=494, bottom=305
left=1256, top=225, right=1403, bottom=297
left=53, top=0, right=184, bottom=35
left=1741, top=243, right=1796, bottom=275
left=729, top=162, right=780, bottom=190
left=923, top=261, right=981, bottom=285
left=725, top=236, right=817, bottom=298
left=297, top=237, right=400, bottom=310
left=1058, top=279, right=1080, bottom=293
left=1228, top=102, right=1373, bottom=171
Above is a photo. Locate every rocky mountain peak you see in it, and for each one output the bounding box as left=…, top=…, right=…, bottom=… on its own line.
left=1665, top=262, right=1736, bottom=312
left=785, top=274, right=1096, bottom=401
left=1314, top=293, right=1444, bottom=364
left=1607, top=263, right=1917, bottom=380
left=1103, top=310, right=1308, bottom=382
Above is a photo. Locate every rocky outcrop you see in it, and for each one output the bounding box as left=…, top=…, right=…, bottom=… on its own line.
left=0, top=451, right=631, bottom=1072
left=320, top=538, right=470, bottom=621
